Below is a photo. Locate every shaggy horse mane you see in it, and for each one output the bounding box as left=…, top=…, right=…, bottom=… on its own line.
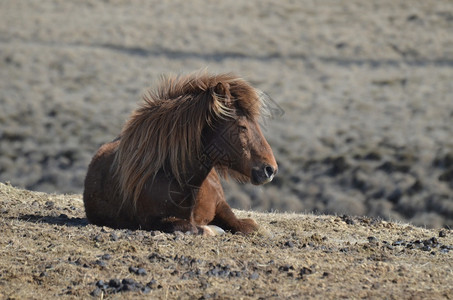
left=113, top=72, right=265, bottom=206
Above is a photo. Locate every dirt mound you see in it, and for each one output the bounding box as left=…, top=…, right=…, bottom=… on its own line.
left=1, top=183, right=452, bottom=299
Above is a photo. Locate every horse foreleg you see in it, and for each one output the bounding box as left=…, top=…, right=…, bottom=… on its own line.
left=210, top=200, right=259, bottom=234
left=156, top=217, right=220, bottom=236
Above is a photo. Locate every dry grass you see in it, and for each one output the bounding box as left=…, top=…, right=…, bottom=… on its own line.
left=1, top=0, right=453, bottom=229
left=0, top=182, right=452, bottom=299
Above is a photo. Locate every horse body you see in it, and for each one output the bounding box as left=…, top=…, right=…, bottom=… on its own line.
left=83, top=73, right=277, bottom=234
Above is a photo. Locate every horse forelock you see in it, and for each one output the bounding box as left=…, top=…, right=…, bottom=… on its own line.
left=113, top=72, right=266, bottom=208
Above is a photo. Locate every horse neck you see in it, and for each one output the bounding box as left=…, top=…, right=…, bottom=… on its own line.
left=181, top=155, right=214, bottom=189
left=179, top=130, right=218, bottom=188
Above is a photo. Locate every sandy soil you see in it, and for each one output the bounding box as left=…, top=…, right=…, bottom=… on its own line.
left=1, top=0, right=453, bottom=229
left=0, top=182, right=452, bottom=299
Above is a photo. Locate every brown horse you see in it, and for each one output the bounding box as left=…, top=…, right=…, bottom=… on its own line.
left=83, top=72, right=277, bottom=235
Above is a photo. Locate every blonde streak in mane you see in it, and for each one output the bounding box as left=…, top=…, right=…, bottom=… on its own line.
left=254, top=88, right=273, bottom=121
left=212, top=99, right=234, bottom=119
left=165, top=94, right=201, bottom=183
left=125, top=110, right=166, bottom=208
left=115, top=115, right=151, bottom=211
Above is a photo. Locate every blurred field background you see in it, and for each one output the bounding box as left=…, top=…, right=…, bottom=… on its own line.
left=1, top=0, right=452, bottom=228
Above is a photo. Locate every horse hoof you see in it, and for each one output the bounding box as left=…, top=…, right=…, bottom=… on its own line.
left=207, top=225, right=225, bottom=235
left=199, top=225, right=225, bottom=236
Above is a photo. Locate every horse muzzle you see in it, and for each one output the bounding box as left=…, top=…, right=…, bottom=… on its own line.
left=251, top=164, right=278, bottom=185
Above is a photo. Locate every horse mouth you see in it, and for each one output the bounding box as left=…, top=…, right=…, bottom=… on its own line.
left=260, top=174, right=274, bottom=184
left=251, top=164, right=277, bottom=185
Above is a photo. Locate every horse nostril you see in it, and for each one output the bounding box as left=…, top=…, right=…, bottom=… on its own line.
left=264, top=165, right=275, bottom=178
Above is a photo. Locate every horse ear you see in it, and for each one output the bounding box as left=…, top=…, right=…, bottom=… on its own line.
left=213, top=82, right=233, bottom=105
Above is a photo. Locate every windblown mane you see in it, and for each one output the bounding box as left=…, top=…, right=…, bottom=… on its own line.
left=113, top=72, right=265, bottom=206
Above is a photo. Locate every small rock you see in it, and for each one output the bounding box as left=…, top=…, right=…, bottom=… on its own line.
left=392, top=240, right=405, bottom=246
left=284, top=241, right=294, bottom=248
left=341, top=215, right=355, bottom=225
left=147, top=279, right=160, bottom=289
left=109, top=278, right=121, bottom=288
left=249, top=272, right=259, bottom=280
left=413, top=240, right=423, bottom=248
left=137, top=268, right=147, bottom=276
left=45, top=201, right=55, bottom=209
left=279, top=265, right=294, bottom=272
left=429, top=237, right=438, bottom=246
left=230, top=270, right=242, bottom=278
left=421, top=245, right=431, bottom=252
left=110, top=233, right=119, bottom=241
left=129, top=266, right=147, bottom=276
left=95, top=280, right=105, bottom=288
left=95, top=260, right=106, bottom=268
left=91, top=288, right=103, bottom=297
left=101, top=254, right=111, bottom=260
left=149, top=253, right=166, bottom=263
left=300, top=267, right=313, bottom=275
left=122, top=278, right=136, bottom=286
left=367, top=236, right=378, bottom=243
left=439, top=230, right=447, bottom=238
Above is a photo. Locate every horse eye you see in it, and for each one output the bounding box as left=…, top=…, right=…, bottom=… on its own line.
left=239, top=125, right=247, bottom=132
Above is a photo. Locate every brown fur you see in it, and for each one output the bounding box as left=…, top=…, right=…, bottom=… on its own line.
left=83, top=72, right=277, bottom=234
